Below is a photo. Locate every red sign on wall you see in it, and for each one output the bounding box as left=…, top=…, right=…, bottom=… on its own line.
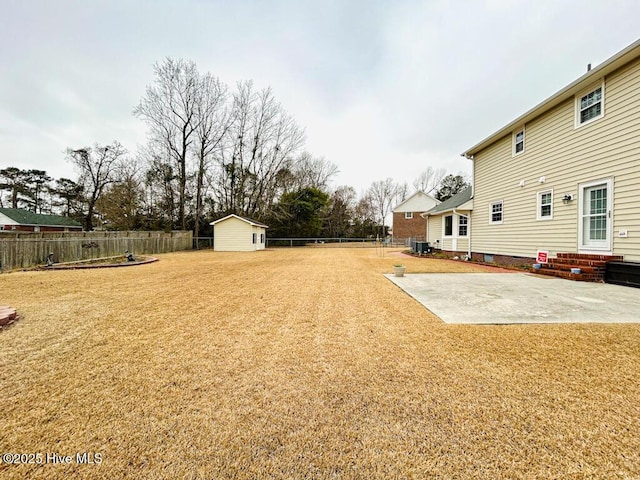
left=536, top=251, right=548, bottom=263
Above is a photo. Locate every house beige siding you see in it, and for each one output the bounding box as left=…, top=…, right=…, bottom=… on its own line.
left=214, top=217, right=254, bottom=251
left=472, top=56, right=640, bottom=261
left=428, top=212, right=470, bottom=253
left=427, top=215, right=442, bottom=247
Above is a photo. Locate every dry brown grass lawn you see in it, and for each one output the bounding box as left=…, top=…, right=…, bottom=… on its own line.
left=1, top=247, right=639, bottom=479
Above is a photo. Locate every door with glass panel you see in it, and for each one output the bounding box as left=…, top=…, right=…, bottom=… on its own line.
left=579, top=179, right=612, bottom=252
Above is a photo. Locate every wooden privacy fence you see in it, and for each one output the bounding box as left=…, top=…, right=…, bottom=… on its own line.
left=0, top=231, right=193, bottom=271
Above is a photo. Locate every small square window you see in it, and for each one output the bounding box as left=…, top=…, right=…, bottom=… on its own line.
left=537, top=190, right=553, bottom=220
left=405, top=212, right=413, bottom=219
left=576, top=83, right=604, bottom=127
left=513, top=128, right=525, bottom=156
left=458, top=216, right=468, bottom=236
left=490, top=201, right=503, bottom=224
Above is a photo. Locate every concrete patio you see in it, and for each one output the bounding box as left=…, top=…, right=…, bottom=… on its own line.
left=385, top=272, right=640, bottom=324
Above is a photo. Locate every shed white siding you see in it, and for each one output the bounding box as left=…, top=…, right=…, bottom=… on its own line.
left=213, top=216, right=267, bottom=252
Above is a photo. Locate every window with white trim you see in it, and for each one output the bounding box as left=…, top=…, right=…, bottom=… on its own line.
left=260, top=233, right=265, bottom=244
left=458, top=215, right=468, bottom=236
left=513, top=128, right=525, bottom=156
left=537, top=190, right=553, bottom=220
left=490, top=201, right=503, bottom=224
left=576, top=83, right=604, bottom=127
left=405, top=212, right=413, bottom=219
left=252, top=233, right=257, bottom=244
left=444, top=215, right=453, bottom=236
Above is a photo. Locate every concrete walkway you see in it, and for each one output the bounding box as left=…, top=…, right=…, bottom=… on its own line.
left=385, top=272, right=640, bottom=324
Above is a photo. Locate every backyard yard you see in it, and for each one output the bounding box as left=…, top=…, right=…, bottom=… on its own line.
left=1, top=247, right=639, bottom=479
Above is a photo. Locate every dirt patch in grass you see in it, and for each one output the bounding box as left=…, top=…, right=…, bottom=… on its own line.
left=1, top=247, right=639, bottom=479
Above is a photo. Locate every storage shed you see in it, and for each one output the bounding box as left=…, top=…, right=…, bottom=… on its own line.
left=210, top=214, right=268, bottom=251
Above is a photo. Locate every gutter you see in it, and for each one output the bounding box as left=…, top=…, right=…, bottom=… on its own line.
left=460, top=38, right=640, bottom=158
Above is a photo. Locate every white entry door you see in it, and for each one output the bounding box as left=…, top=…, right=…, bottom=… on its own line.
left=579, top=178, right=613, bottom=253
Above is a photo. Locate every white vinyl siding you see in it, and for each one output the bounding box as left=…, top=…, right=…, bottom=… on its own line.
left=472, top=57, right=640, bottom=261
left=430, top=212, right=470, bottom=252
left=427, top=215, right=442, bottom=248
left=214, top=217, right=267, bottom=251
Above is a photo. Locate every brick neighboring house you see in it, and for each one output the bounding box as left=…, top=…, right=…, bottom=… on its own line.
left=0, top=208, right=83, bottom=232
left=392, top=192, right=439, bottom=243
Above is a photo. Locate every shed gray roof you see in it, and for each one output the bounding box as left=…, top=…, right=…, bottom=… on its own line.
left=424, top=188, right=472, bottom=215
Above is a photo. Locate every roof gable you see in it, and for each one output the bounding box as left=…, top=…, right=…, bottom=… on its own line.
left=210, top=214, right=269, bottom=228
left=463, top=38, right=640, bottom=157
left=0, top=208, right=82, bottom=227
left=393, top=191, right=439, bottom=213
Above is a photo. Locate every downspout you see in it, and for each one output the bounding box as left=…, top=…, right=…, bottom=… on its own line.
left=453, top=209, right=471, bottom=260
left=460, top=152, right=475, bottom=260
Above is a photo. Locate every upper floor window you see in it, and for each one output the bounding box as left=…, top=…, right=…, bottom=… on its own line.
left=513, top=128, right=525, bottom=156
left=490, top=201, right=503, bottom=224
left=405, top=212, right=413, bottom=219
left=576, top=83, right=604, bottom=127
left=458, top=215, right=468, bottom=236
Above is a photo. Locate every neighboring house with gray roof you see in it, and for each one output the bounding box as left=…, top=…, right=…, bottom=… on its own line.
left=421, top=188, right=473, bottom=256
left=0, top=208, right=82, bottom=232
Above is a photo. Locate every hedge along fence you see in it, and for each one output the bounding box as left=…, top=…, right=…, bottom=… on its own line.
left=0, top=231, right=193, bottom=271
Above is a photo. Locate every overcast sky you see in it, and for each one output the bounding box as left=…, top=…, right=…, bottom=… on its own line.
left=1, top=0, right=638, bottom=196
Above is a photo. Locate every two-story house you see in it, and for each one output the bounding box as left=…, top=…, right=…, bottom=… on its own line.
left=461, top=38, right=640, bottom=282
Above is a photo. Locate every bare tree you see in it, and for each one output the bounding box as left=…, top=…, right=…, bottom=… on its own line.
left=367, top=178, right=401, bottom=237
left=412, top=167, right=447, bottom=194
left=396, top=181, right=409, bottom=204
left=214, top=81, right=305, bottom=218
left=66, top=141, right=126, bottom=230
left=134, top=58, right=200, bottom=229
left=291, top=152, right=339, bottom=191
left=193, top=72, right=230, bottom=239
